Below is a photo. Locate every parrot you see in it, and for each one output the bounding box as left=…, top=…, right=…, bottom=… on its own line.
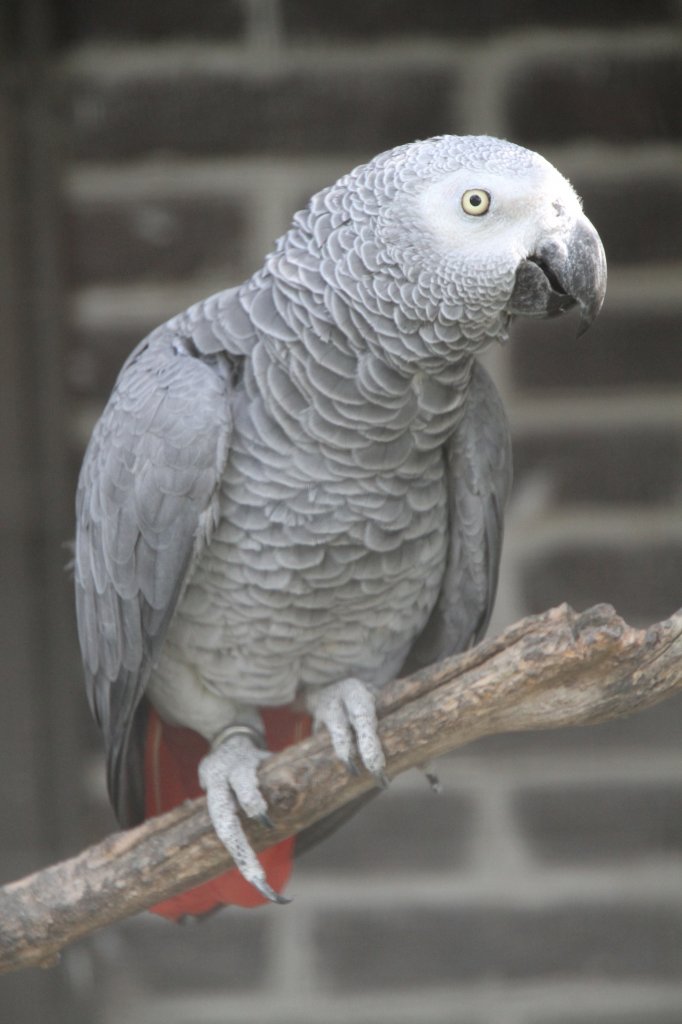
left=74, top=135, right=606, bottom=919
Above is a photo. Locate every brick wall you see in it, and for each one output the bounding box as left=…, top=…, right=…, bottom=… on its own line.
left=49, top=1, right=682, bottom=1021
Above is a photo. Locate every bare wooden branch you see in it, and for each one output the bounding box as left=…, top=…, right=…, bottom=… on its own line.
left=1, top=602, right=681, bottom=974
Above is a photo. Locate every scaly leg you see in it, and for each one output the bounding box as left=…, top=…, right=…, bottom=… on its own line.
left=198, top=724, right=289, bottom=905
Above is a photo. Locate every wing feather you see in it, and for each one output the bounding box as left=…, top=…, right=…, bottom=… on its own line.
left=403, top=360, right=512, bottom=672
left=75, top=326, right=235, bottom=824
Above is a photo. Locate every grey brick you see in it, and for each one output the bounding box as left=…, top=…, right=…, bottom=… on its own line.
left=314, top=904, right=682, bottom=989
left=514, top=784, right=682, bottom=864
left=101, top=911, right=268, bottom=992
left=0, top=3, right=21, bottom=53
left=65, top=67, right=456, bottom=161
left=513, top=426, right=682, bottom=506
left=282, top=0, right=675, bottom=39
left=510, top=304, right=682, bottom=391
left=521, top=541, right=682, bottom=624
left=151, top=1018, right=480, bottom=1024
left=532, top=1015, right=682, bottom=1024
left=506, top=52, right=682, bottom=145
left=299, top=791, right=475, bottom=874
left=576, top=172, right=682, bottom=266
left=68, top=321, right=158, bottom=400
left=66, top=193, right=249, bottom=285
left=54, top=0, right=245, bottom=46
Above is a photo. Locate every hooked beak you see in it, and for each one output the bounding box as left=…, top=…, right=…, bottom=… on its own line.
left=508, top=216, right=607, bottom=336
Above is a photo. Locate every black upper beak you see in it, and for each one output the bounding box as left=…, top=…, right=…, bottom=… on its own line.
left=508, top=217, right=607, bottom=336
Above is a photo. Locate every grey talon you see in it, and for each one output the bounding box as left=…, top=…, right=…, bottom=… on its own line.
left=251, top=872, right=288, bottom=905
left=425, top=770, right=442, bottom=794
left=272, top=891, right=293, bottom=906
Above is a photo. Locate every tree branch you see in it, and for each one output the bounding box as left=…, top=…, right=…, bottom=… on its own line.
left=2, top=602, right=681, bottom=974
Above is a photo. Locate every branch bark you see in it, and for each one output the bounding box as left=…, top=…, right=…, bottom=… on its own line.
left=2, top=602, right=681, bottom=974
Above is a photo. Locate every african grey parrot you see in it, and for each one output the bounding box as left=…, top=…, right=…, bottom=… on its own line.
left=75, top=135, right=606, bottom=915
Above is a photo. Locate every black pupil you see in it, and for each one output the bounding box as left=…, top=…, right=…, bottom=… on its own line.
left=470, top=194, right=482, bottom=207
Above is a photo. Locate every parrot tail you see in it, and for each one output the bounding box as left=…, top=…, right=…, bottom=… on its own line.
left=144, top=704, right=311, bottom=921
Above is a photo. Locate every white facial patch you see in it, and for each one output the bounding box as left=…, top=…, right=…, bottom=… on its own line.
left=418, top=164, right=582, bottom=261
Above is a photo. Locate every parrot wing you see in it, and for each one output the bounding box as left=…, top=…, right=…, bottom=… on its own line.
left=75, top=324, right=235, bottom=826
left=402, top=359, right=513, bottom=673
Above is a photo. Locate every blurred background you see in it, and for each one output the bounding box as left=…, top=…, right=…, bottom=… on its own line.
left=1, top=1, right=681, bottom=1021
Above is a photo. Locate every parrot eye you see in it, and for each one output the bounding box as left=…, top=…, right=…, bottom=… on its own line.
left=461, top=189, right=491, bottom=216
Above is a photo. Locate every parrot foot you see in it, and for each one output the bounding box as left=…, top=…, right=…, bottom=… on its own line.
left=198, top=730, right=290, bottom=905
left=306, top=678, right=387, bottom=785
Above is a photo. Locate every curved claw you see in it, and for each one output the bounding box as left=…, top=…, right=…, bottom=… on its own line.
left=421, top=762, right=442, bottom=794
left=262, top=884, right=292, bottom=906
left=199, top=734, right=289, bottom=905
left=425, top=771, right=442, bottom=794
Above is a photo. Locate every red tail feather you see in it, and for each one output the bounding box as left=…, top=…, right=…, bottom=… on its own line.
left=144, top=705, right=311, bottom=920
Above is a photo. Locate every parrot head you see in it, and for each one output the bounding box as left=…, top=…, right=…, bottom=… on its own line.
left=415, top=140, right=606, bottom=336
left=326, top=135, right=607, bottom=351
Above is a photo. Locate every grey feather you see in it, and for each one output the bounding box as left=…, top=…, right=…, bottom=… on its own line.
left=75, top=329, right=234, bottom=822
left=74, top=134, right=605, bottom=831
